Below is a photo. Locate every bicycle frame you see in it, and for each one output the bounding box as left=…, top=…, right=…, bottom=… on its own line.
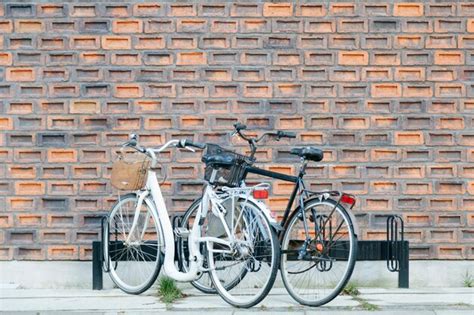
left=244, top=161, right=359, bottom=239
left=120, top=139, right=275, bottom=282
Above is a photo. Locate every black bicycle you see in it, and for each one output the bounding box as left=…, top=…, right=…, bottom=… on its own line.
left=178, top=123, right=358, bottom=306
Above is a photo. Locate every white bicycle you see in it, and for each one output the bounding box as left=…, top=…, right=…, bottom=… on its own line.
left=104, top=135, right=279, bottom=308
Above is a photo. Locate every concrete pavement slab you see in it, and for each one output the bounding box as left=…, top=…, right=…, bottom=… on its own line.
left=1, top=287, right=474, bottom=313
left=359, top=291, right=474, bottom=307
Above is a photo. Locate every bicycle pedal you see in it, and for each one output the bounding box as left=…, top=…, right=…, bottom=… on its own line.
left=174, top=227, right=190, bottom=238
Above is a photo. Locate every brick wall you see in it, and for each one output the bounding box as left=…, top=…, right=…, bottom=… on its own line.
left=0, top=1, right=473, bottom=261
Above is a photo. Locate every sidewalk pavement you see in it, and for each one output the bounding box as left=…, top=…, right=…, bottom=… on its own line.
left=0, top=285, right=473, bottom=314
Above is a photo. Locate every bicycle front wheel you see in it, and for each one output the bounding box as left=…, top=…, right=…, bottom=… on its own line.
left=105, top=193, right=163, bottom=294
left=280, top=198, right=357, bottom=306
left=207, top=198, right=279, bottom=308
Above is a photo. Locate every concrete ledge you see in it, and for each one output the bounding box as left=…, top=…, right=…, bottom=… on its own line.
left=0, top=260, right=473, bottom=289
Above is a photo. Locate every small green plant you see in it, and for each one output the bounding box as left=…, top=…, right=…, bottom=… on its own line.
left=342, top=282, right=379, bottom=311
left=342, top=282, right=360, bottom=296
left=158, top=277, right=184, bottom=305
left=359, top=299, right=379, bottom=311
left=463, top=270, right=473, bottom=288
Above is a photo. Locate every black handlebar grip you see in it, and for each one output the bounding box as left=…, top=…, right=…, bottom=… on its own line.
left=184, top=139, right=206, bottom=149
left=234, top=122, right=247, bottom=131
left=277, top=131, right=297, bottom=139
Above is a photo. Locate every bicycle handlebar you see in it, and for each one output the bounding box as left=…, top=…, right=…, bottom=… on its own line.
left=232, top=123, right=296, bottom=142
left=123, top=137, right=206, bottom=155
left=232, top=123, right=296, bottom=159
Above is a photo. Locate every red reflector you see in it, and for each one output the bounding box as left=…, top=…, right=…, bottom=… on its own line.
left=253, top=189, right=269, bottom=199
left=340, top=194, right=356, bottom=205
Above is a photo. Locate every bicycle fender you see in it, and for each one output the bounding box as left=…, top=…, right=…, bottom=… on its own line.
left=302, top=195, right=359, bottom=238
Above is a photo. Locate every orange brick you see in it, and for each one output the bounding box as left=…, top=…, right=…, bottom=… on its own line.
left=0, top=117, right=13, bottom=130
left=263, top=3, right=293, bottom=17
left=133, top=3, right=162, bottom=16
left=371, top=83, right=401, bottom=98
left=205, top=69, right=231, bottom=81
left=395, top=67, right=424, bottom=81
left=38, top=4, right=64, bottom=16
left=101, top=36, right=131, bottom=50
left=342, top=117, right=368, bottom=129
left=6, top=68, right=35, bottom=82
left=112, top=20, right=142, bottom=33
left=435, top=83, right=464, bottom=97
left=47, top=245, right=78, bottom=260
left=15, top=20, right=44, bottom=33
left=297, top=4, right=325, bottom=17
left=243, top=84, right=272, bottom=98
left=71, top=5, right=96, bottom=17
left=48, top=149, right=77, bottom=163
left=177, top=52, right=206, bottom=65
left=395, top=132, right=424, bottom=145
left=211, top=20, right=237, bottom=33
left=467, top=19, right=474, bottom=33
left=279, top=116, right=304, bottom=129
left=71, top=36, right=100, bottom=50
left=434, top=51, right=464, bottom=65
left=114, top=84, right=143, bottom=98
left=177, top=19, right=207, bottom=32
left=394, top=3, right=423, bottom=16
left=338, top=51, right=368, bottom=65
left=0, top=20, right=13, bottom=33
left=8, top=166, right=36, bottom=178
left=15, top=182, right=45, bottom=195
left=395, top=35, right=422, bottom=48
left=306, top=21, right=335, bottom=33
left=0, top=52, right=12, bottom=65
left=170, top=4, right=196, bottom=16
left=144, top=117, right=173, bottom=130
left=70, top=100, right=100, bottom=114
left=331, top=3, right=356, bottom=15
left=403, top=85, right=433, bottom=97
left=437, top=117, right=464, bottom=129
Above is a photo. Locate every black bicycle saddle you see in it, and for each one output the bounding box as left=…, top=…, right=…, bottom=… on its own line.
left=290, top=147, right=324, bottom=162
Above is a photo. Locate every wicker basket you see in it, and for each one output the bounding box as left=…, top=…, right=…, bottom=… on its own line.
left=111, top=151, right=150, bottom=190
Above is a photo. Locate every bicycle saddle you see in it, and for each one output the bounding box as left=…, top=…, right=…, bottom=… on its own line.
left=202, top=154, right=235, bottom=168
left=290, top=147, right=324, bottom=162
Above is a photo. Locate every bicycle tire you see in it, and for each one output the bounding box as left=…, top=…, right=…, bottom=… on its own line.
left=280, top=197, right=357, bottom=306
left=105, top=193, right=163, bottom=294
left=207, top=198, right=280, bottom=308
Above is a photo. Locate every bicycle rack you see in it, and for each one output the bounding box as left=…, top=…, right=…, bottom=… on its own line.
left=357, top=215, right=409, bottom=288
left=92, top=213, right=409, bottom=290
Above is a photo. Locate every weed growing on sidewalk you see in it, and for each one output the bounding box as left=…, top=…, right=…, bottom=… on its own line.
left=358, top=299, right=379, bottom=311
left=463, top=271, right=473, bottom=287
left=158, top=277, right=184, bottom=305
left=342, top=282, right=379, bottom=311
left=342, top=282, right=360, bottom=296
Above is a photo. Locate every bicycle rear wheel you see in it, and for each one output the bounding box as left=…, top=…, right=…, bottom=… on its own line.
left=207, top=197, right=279, bottom=308
left=105, top=193, right=163, bottom=294
left=280, top=198, right=357, bottom=306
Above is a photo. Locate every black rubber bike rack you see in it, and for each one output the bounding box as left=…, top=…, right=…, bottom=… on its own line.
left=92, top=214, right=409, bottom=290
